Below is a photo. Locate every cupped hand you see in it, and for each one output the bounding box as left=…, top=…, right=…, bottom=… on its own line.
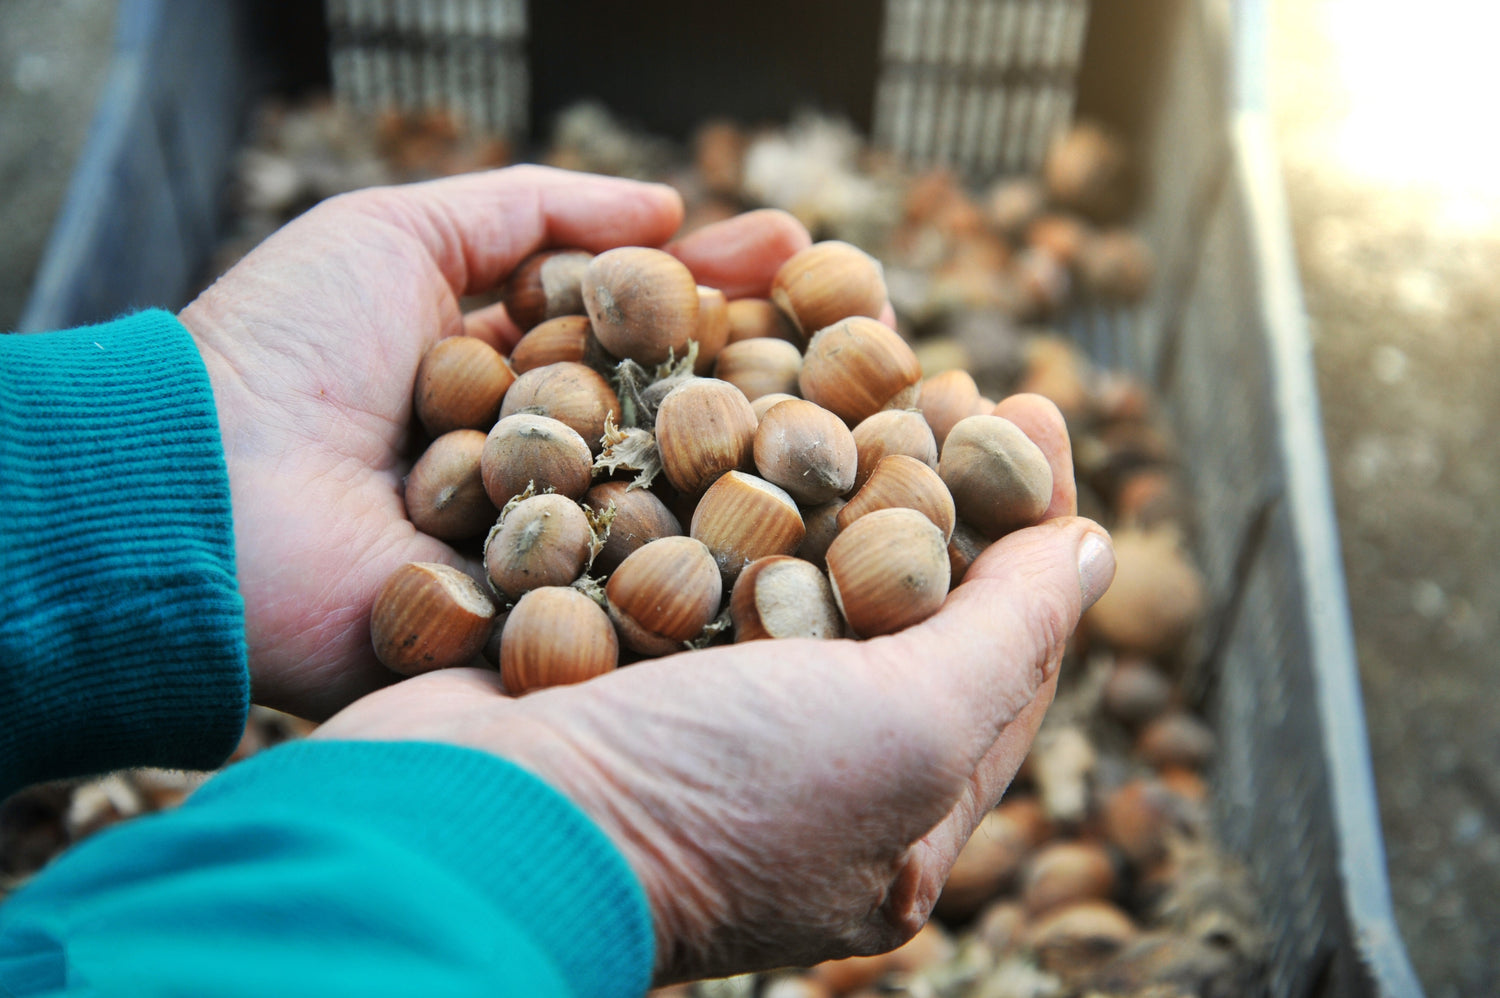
left=314, top=393, right=1115, bottom=983
left=180, top=166, right=810, bottom=719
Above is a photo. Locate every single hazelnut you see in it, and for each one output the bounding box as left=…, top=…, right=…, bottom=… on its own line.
left=770, top=240, right=887, bottom=340
left=692, top=286, right=731, bottom=375
left=726, top=297, right=799, bottom=344
left=838, top=454, right=956, bottom=542
left=481, top=413, right=594, bottom=507
left=936, top=798, right=1049, bottom=920
left=404, top=429, right=497, bottom=541
left=691, top=471, right=806, bottom=582
left=582, top=481, right=685, bottom=574
left=849, top=409, right=939, bottom=494
left=751, top=392, right=800, bottom=422
left=498, top=361, right=620, bottom=456
left=799, top=316, right=922, bottom=427
left=1083, top=527, right=1204, bottom=658
left=730, top=555, right=842, bottom=642
left=483, top=493, right=595, bottom=602
left=500, top=586, right=618, bottom=694
left=655, top=377, right=758, bottom=495
left=1077, top=229, right=1154, bottom=303
left=370, top=562, right=495, bottom=675
left=582, top=246, right=700, bottom=365
left=919, top=368, right=983, bottom=449
left=413, top=335, right=516, bottom=437
left=714, top=337, right=804, bottom=402
left=825, top=507, right=949, bottom=637
left=605, top=536, right=723, bottom=656
left=501, top=249, right=594, bottom=331
left=796, top=499, right=846, bottom=570
left=938, top=415, right=1053, bottom=539
left=984, top=175, right=1046, bottom=241
left=1101, top=657, right=1174, bottom=726
left=1042, top=121, right=1133, bottom=223
left=509, top=314, right=593, bottom=374
left=1137, top=711, right=1216, bottom=771
left=947, top=520, right=990, bottom=587
left=1022, top=840, right=1118, bottom=916
left=753, top=398, right=859, bottom=505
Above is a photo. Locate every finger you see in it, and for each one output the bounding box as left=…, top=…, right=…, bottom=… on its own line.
left=870, top=517, right=1112, bottom=772
left=666, top=208, right=812, bottom=299
left=344, top=165, right=685, bottom=297
left=461, top=300, right=525, bottom=355
left=993, top=393, right=1076, bottom=519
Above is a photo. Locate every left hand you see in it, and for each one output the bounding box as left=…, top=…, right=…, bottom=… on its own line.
left=181, top=165, right=810, bottom=719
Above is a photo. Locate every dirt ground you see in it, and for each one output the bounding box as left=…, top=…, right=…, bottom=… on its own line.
left=2, top=1, right=1495, bottom=994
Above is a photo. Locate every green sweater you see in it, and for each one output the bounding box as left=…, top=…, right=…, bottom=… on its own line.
left=0, top=311, right=653, bottom=996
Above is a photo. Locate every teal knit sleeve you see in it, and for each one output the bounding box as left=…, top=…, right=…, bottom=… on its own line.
left=0, top=310, right=249, bottom=794
left=0, top=740, right=656, bottom=998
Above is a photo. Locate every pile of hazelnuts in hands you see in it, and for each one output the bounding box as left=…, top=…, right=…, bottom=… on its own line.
left=371, top=236, right=1057, bottom=690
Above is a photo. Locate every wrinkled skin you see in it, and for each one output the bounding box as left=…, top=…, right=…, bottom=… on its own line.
left=182, top=165, right=1115, bottom=984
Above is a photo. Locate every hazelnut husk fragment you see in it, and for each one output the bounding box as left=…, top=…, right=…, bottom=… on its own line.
left=481, top=413, right=594, bottom=506
left=501, top=249, right=593, bottom=332
left=370, top=562, right=495, bottom=675
left=938, top=415, right=1053, bottom=539
left=499, top=361, right=620, bottom=456
left=605, top=536, right=723, bottom=656
left=582, top=246, right=701, bottom=364
left=413, top=335, right=516, bottom=437
left=770, top=240, right=887, bottom=340
left=799, top=316, right=922, bottom=427
left=483, top=493, right=595, bottom=602
left=825, top=507, right=949, bottom=637
left=500, top=586, right=618, bottom=694
left=404, top=429, right=497, bottom=540
left=730, top=555, right=842, bottom=641
left=753, top=398, right=858, bottom=505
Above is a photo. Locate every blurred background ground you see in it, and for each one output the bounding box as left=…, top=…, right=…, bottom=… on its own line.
left=1, top=1, right=1495, bottom=993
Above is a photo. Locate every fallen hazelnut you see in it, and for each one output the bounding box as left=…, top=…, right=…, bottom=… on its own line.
left=500, top=586, right=618, bottom=694
left=413, top=335, right=516, bottom=437
left=370, top=562, right=495, bottom=675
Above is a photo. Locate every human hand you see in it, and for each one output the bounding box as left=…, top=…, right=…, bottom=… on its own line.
left=180, top=166, right=809, bottom=719
left=314, top=393, right=1115, bottom=983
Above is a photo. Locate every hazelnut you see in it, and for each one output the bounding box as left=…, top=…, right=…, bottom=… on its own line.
left=825, top=507, right=949, bottom=637
left=605, top=536, right=723, bottom=656
left=1026, top=900, right=1137, bottom=961
left=582, top=246, right=700, bottom=365
left=691, top=471, right=806, bottom=582
left=501, top=249, right=594, bottom=331
left=1083, top=527, right=1204, bottom=658
left=1026, top=213, right=1091, bottom=269
left=1077, top=229, right=1154, bottom=303
left=753, top=398, right=859, bottom=505
left=509, top=315, right=593, bottom=374
left=500, top=586, right=618, bottom=694
left=770, top=240, right=887, bottom=340
left=984, top=175, right=1046, bottom=241
left=795, top=499, right=846, bottom=569
left=404, top=429, right=497, bottom=541
left=849, top=409, right=939, bottom=494
left=946, top=520, right=990, bottom=588
left=499, top=361, right=620, bottom=456
left=655, top=377, right=758, bottom=495
left=370, top=562, right=495, bottom=675
left=692, top=286, right=731, bottom=375
left=1137, top=711, right=1216, bottom=772
left=726, top=297, right=798, bottom=344
left=1022, top=840, right=1118, bottom=915
left=750, top=392, right=800, bottom=422
left=919, top=368, right=983, bottom=449
left=837, top=454, right=956, bottom=542
left=413, top=335, right=516, bottom=437
left=1101, top=657, right=1174, bottom=726
left=1016, top=336, right=1093, bottom=423
left=938, top=415, right=1053, bottom=539
left=936, top=798, right=1049, bottom=920
left=1042, top=121, right=1133, bottom=223
left=481, top=413, right=594, bottom=507
left=713, top=337, right=804, bottom=402
left=730, top=555, right=842, bottom=642
left=483, top=493, right=595, bottom=602
left=582, top=481, right=684, bottom=574
left=799, top=317, right=922, bottom=427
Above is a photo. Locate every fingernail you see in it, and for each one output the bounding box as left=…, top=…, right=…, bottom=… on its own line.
left=1077, top=531, right=1116, bottom=612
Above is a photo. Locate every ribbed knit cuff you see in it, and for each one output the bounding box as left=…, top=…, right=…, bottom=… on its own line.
left=190, top=740, right=656, bottom=998
left=0, top=311, right=249, bottom=793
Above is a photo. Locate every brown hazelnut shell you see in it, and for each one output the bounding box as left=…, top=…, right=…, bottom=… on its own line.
left=825, top=507, right=949, bottom=637
left=481, top=413, right=594, bottom=507
left=413, top=336, right=516, bottom=437
left=499, top=361, right=620, bottom=456
left=500, top=586, right=618, bottom=694
left=404, top=429, right=497, bottom=541
left=370, top=562, right=495, bottom=675
left=655, top=377, right=758, bottom=495
left=753, top=398, right=858, bottom=505
left=605, top=536, right=723, bottom=656
left=799, top=317, right=922, bottom=427
left=582, top=246, right=700, bottom=365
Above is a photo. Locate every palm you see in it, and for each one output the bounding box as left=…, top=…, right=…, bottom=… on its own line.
left=180, top=167, right=810, bottom=719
